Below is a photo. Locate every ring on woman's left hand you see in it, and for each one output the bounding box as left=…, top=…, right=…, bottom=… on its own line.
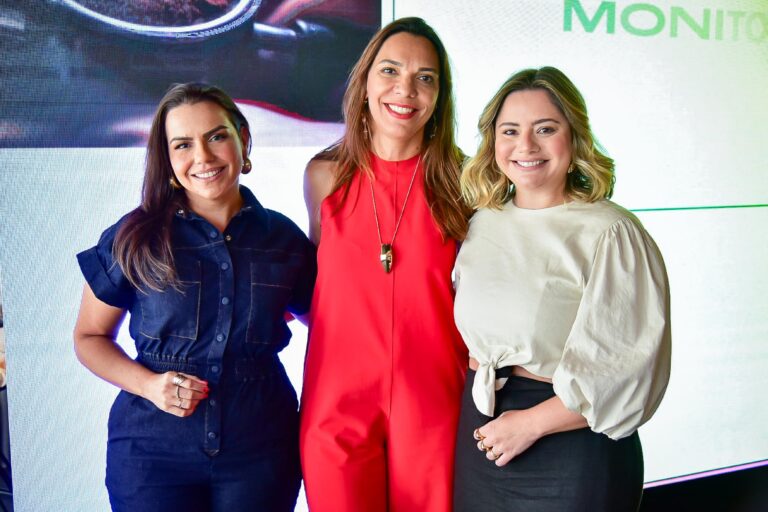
left=473, top=428, right=485, bottom=441
left=477, top=440, right=490, bottom=452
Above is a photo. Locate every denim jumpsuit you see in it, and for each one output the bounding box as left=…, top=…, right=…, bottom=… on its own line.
left=77, top=187, right=316, bottom=512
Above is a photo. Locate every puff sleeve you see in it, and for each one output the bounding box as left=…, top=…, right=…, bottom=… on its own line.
left=552, top=217, right=671, bottom=440
left=76, top=220, right=135, bottom=310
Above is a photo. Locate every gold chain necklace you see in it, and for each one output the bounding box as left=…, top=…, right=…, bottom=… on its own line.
left=368, top=155, right=421, bottom=273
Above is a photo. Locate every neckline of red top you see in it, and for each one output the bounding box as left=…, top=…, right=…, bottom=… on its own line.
left=370, top=151, right=423, bottom=174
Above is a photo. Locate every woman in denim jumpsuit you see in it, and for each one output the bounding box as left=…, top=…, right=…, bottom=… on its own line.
left=74, top=83, right=315, bottom=511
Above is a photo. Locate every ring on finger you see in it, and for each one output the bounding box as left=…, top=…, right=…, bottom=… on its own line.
left=176, top=398, right=183, bottom=409
left=473, top=428, right=485, bottom=441
left=489, top=447, right=501, bottom=460
left=477, top=440, right=490, bottom=452
left=172, top=373, right=187, bottom=386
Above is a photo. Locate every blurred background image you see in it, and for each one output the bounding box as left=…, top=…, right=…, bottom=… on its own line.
left=0, top=0, right=379, bottom=147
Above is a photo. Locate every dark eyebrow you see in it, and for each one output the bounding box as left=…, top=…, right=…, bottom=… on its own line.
left=377, top=59, right=438, bottom=74
left=169, top=125, right=229, bottom=144
left=497, top=118, right=561, bottom=128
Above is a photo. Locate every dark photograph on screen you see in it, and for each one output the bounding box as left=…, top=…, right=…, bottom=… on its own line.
left=0, top=0, right=380, bottom=147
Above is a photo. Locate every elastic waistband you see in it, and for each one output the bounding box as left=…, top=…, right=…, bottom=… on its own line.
left=137, top=353, right=281, bottom=380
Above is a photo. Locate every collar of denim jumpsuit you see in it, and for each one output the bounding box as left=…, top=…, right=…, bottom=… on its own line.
left=173, top=185, right=268, bottom=228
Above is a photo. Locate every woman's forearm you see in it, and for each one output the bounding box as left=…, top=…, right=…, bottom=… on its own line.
left=527, top=395, right=588, bottom=437
left=73, top=283, right=156, bottom=399
left=74, top=332, right=155, bottom=398
left=74, top=284, right=207, bottom=416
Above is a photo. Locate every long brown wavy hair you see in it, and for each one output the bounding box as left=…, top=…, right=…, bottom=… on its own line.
left=113, top=83, right=251, bottom=292
left=461, top=67, right=615, bottom=210
left=316, top=17, right=471, bottom=240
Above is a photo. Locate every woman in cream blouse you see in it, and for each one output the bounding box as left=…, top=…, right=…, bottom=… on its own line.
left=452, top=67, right=671, bottom=511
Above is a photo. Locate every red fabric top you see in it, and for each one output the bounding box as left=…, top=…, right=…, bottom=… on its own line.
left=303, top=152, right=467, bottom=419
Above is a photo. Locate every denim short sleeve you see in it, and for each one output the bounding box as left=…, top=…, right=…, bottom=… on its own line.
left=287, top=232, right=317, bottom=316
left=77, top=221, right=134, bottom=310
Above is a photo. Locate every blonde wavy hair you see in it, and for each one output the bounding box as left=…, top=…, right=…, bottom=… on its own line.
left=461, top=67, right=615, bottom=210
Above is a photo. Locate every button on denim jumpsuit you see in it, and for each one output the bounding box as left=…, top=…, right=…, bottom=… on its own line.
left=77, top=187, right=316, bottom=512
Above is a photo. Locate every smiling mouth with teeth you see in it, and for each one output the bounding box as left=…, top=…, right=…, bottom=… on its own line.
left=515, top=160, right=545, bottom=168
left=193, top=167, right=224, bottom=179
left=387, top=104, right=415, bottom=115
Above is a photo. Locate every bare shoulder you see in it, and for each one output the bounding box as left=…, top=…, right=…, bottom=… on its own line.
left=303, top=157, right=337, bottom=244
left=305, top=158, right=335, bottom=190
left=304, top=157, right=336, bottom=202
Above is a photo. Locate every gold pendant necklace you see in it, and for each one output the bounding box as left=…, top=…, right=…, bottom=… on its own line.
left=369, top=155, right=421, bottom=273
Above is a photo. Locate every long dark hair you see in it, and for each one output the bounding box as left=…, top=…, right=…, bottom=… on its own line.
left=317, top=17, right=471, bottom=240
left=113, top=83, right=250, bottom=291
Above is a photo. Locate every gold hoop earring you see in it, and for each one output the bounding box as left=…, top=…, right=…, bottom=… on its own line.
left=241, top=158, right=252, bottom=175
left=169, top=175, right=182, bottom=190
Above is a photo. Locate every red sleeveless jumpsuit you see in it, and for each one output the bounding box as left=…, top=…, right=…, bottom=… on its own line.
left=300, top=153, right=467, bottom=511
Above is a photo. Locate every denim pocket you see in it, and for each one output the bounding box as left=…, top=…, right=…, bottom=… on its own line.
left=138, top=261, right=201, bottom=340
left=246, top=261, right=296, bottom=345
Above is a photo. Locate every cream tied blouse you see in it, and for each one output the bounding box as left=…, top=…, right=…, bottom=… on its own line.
left=454, top=199, right=671, bottom=440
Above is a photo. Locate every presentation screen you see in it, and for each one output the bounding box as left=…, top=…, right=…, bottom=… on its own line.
left=0, top=1, right=766, bottom=510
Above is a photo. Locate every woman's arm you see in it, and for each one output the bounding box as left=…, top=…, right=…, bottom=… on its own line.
left=303, top=158, right=336, bottom=245
left=73, top=284, right=208, bottom=417
left=476, top=395, right=587, bottom=467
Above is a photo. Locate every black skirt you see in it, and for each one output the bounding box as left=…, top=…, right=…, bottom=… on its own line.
left=453, top=369, right=644, bottom=512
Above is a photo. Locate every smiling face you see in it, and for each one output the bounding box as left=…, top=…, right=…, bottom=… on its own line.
left=365, top=32, right=439, bottom=154
left=165, top=101, right=248, bottom=211
left=494, top=89, right=573, bottom=208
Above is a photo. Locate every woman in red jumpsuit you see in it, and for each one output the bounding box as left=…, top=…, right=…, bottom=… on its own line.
left=300, top=17, right=471, bottom=512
